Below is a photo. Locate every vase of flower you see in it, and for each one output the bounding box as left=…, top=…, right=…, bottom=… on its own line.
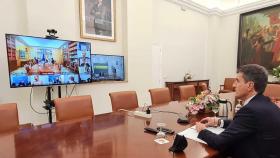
left=187, top=90, right=219, bottom=115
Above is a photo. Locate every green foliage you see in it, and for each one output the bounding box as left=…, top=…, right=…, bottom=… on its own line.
left=206, top=103, right=215, bottom=110
left=189, top=97, right=195, bottom=102
left=272, top=65, right=280, bottom=78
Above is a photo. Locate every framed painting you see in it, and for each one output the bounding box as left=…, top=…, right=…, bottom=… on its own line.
left=237, top=4, right=280, bottom=71
left=80, top=0, right=115, bottom=42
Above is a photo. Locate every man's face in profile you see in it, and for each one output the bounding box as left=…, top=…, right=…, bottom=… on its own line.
left=233, top=72, right=252, bottom=101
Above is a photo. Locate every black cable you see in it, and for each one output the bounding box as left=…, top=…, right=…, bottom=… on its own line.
left=151, top=109, right=188, bottom=119
left=45, top=87, right=47, bottom=100
left=29, top=87, right=47, bottom=114
left=66, top=85, right=68, bottom=96
left=46, top=87, right=56, bottom=114
left=44, top=86, right=53, bottom=100
left=151, top=109, right=189, bottom=125
left=151, top=109, right=181, bottom=116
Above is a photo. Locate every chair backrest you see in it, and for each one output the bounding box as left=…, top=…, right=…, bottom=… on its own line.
left=149, top=88, right=171, bottom=106
left=179, top=85, right=196, bottom=101
left=0, top=103, right=19, bottom=133
left=199, top=82, right=208, bottom=91
left=263, top=84, right=280, bottom=99
left=223, top=78, right=236, bottom=91
left=54, top=95, right=93, bottom=122
left=109, top=91, right=139, bottom=112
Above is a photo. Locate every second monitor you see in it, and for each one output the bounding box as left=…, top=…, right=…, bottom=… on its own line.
left=91, top=54, right=125, bottom=81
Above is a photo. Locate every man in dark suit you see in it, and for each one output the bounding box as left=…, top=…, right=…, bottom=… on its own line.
left=196, top=64, right=280, bottom=158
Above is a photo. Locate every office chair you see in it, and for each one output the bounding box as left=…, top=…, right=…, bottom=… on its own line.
left=149, top=87, right=171, bottom=106
left=109, top=91, right=139, bottom=112
left=263, top=84, right=280, bottom=101
left=219, top=78, right=235, bottom=93
left=199, top=82, right=208, bottom=91
left=54, top=95, right=94, bottom=122
left=0, top=103, right=19, bottom=133
left=179, top=85, right=196, bottom=101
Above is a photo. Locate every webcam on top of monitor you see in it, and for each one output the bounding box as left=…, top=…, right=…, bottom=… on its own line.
left=46, top=29, right=58, bottom=39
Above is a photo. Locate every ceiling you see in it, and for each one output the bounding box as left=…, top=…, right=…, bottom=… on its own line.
left=191, top=0, right=264, bottom=10
left=167, top=0, right=280, bottom=16
left=191, top=0, right=277, bottom=10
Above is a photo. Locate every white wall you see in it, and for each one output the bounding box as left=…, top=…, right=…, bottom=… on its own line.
left=0, top=0, right=31, bottom=124
left=0, top=0, right=156, bottom=125
left=1, top=0, right=268, bottom=125
left=23, top=0, right=129, bottom=124
left=213, top=15, right=240, bottom=90
left=206, top=14, right=240, bottom=91
left=205, top=15, right=220, bottom=91
left=126, top=0, right=154, bottom=102
left=153, top=0, right=209, bottom=82
left=152, top=0, right=240, bottom=92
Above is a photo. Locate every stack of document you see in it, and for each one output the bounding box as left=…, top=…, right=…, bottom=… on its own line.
left=179, top=125, right=225, bottom=144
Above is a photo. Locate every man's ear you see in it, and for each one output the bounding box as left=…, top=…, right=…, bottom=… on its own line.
left=247, top=81, right=255, bottom=91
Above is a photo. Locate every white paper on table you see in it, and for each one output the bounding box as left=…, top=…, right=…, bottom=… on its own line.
left=178, top=125, right=225, bottom=144
left=154, top=138, right=169, bottom=144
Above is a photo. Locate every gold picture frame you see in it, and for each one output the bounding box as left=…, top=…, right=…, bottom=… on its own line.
left=80, top=0, right=115, bottom=42
left=237, top=4, right=280, bottom=71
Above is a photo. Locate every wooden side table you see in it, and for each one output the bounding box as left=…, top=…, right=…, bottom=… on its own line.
left=165, top=79, right=209, bottom=101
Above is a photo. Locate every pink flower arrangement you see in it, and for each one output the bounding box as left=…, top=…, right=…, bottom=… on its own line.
left=187, top=90, right=219, bottom=115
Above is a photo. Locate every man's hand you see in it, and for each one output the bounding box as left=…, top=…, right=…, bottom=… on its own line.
left=200, top=117, right=220, bottom=127
left=195, top=122, right=207, bottom=133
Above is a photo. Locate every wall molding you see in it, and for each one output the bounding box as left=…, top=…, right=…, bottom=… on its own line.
left=165, top=0, right=280, bottom=16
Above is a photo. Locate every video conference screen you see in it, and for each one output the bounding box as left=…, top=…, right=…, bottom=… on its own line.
left=91, top=54, right=125, bottom=81
left=6, top=34, right=92, bottom=88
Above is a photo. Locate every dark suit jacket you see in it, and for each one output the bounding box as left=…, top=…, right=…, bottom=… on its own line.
left=198, top=94, right=280, bottom=158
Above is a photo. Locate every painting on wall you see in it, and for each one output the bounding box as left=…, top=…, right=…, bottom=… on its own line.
left=80, top=0, right=115, bottom=42
left=237, top=4, right=280, bottom=71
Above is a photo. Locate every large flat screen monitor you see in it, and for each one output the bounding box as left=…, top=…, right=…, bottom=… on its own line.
left=91, top=54, right=125, bottom=81
left=6, top=34, right=92, bottom=88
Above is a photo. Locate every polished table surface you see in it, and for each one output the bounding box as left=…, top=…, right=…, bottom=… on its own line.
left=0, top=102, right=218, bottom=158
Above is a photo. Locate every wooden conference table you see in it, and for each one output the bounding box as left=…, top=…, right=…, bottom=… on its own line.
left=0, top=102, right=218, bottom=158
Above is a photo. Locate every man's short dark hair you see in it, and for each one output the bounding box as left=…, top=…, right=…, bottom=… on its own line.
left=238, top=64, right=268, bottom=94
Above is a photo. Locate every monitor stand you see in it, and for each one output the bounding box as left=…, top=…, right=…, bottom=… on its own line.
left=43, top=86, right=61, bottom=123
left=43, top=30, right=60, bottom=123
